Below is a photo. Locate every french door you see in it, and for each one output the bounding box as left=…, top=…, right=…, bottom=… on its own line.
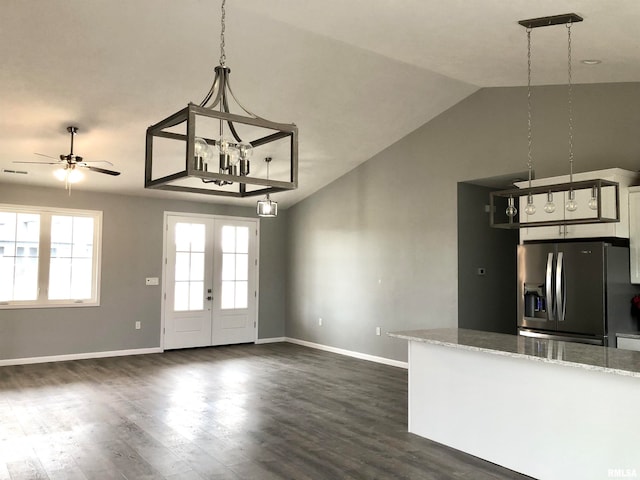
left=163, top=214, right=258, bottom=349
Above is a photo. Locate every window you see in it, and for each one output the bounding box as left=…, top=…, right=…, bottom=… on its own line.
left=0, top=205, right=102, bottom=308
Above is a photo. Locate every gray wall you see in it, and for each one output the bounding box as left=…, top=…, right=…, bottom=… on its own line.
left=457, top=183, right=518, bottom=335
left=286, top=82, right=640, bottom=362
left=0, top=184, right=287, bottom=360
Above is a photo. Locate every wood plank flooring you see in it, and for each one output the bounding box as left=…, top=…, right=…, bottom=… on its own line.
left=0, top=343, right=532, bottom=479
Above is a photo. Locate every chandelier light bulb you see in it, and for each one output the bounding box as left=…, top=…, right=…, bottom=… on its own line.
left=216, top=136, right=232, bottom=155
left=194, top=137, right=213, bottom=170
left=543, top=192, right=556, bottom=213
left=227, top=145, right=240, bottom=166
left=238, top=141, right=253, bottom=160
left=566, top=190, right=578, bottom=212
left=194, top=137, right=209, bottom=158
left=506, top=197, right=517, bottom=218
left=524, top=194, right=536, bottom=215
left=588, top=186, right=599, bottom=210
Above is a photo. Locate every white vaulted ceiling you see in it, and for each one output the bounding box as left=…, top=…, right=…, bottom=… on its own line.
left=1, top=1, right=639, bottom=207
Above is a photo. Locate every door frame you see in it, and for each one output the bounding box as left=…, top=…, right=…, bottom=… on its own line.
left=160, top=211, right=260, bottom=350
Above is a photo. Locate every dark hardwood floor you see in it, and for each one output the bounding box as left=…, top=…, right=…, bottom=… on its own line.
left=0, top=343, right=532, bottom=479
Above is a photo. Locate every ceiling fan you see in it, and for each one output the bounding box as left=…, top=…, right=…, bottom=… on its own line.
left=14, top=126, right=121, bottom=180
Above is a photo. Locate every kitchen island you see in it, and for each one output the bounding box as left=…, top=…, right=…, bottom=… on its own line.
left=389, top=328, right=640, bottom=480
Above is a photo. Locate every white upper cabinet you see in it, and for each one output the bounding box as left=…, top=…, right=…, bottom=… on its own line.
left=517, top=168, right=640, bottom=243
left=628, top=186, right=640, bottom=283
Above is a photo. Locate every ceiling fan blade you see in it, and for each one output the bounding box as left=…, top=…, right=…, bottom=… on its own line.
left=81, top=159, right=114, bottom=166
left=84, top=166, right=121, bottom=176
left=34, top=152, right=59, bottom=160
left=13, top=160, right=59, bottom=165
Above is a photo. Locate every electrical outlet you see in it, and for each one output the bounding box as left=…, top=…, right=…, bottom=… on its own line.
left=318, top=317, right=323, bottom=326
left=376, top=327, right=381, bottom=336
left=135, top=321, right=141, bottom=330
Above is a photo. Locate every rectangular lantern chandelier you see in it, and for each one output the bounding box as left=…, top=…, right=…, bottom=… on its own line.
left=145, top=1, right=298, bottom=199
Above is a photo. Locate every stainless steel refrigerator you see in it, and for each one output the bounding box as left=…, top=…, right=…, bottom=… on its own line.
left=517, top=241, right=639, bottom=346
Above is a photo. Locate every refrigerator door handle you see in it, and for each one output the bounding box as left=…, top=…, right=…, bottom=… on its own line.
left=556, top=251, right=566, bottom=322
left=545, top=252, right=554, bottom=321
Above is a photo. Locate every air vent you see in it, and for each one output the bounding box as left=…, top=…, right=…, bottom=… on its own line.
left=3, top=169, right=28, bottom=175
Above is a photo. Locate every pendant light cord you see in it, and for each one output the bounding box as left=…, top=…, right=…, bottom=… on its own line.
left=567, top=22, right=574, bottom=184
left=219, top=0, right=226, bottom=67
left=526, top=28, right=533, bottom=190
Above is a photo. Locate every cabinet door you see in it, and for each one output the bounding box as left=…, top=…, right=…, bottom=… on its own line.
left=629, top=191, right=640, bottom=283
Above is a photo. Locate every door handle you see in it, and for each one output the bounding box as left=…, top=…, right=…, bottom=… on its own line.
left=545, top=252, right=554, bottom=321
left=555, top=252, right=565, bottom=322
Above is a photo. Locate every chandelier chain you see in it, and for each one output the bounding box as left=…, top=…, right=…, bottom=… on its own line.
left=526, top=28, right=533, bottom=189
left=219, top=0, right=227, bottom=66
left=567, top=22, right=574, bottom=183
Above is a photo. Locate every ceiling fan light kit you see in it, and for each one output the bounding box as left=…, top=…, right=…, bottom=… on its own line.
left=144, top=0, right=298, bottom=202
left=489, top=13, right=620, bottom=229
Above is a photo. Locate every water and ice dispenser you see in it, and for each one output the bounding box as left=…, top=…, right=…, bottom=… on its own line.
left=523, top=283, right=547, bottom=320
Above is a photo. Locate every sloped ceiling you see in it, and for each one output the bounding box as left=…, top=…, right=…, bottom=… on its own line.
left=1, top=1, right=639, bottom=207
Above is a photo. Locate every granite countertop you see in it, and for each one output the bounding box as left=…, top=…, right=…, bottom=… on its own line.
left=389, top=328, right=640, bottom=379
left=617, top=332, right=640, bottom=340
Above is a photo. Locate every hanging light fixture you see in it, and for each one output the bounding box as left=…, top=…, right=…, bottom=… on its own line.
left=145, top=0, right=298, bottom=198
left=565, top=19, right=578, bottom=213
left=257, top=157, right=278, bottom=217
left=489, top=13, right=621, bottom=229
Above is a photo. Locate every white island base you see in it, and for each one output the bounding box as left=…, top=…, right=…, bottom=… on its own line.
left=391, top=329, right=640, bottom=480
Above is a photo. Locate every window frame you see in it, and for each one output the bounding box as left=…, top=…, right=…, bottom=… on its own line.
left=0, top=204, right=102, bottom=309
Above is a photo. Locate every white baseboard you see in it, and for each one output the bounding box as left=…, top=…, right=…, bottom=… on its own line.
left=285, top=337, right=408, bottom=369
left=255, top=337, right=286, bottom=344
left=0, top=347, right=163, bottom=367
left=0, top=341, right=408, bottom=369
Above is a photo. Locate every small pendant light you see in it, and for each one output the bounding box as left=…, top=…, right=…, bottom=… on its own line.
left=257, top=157, right=278, bottom=217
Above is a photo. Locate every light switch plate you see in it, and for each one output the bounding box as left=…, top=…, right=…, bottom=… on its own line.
left=145, top=277, right=159, bottom=286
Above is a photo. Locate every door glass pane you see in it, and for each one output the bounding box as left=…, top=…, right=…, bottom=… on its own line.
left=191, top=224, right=205, bottom=251
left=173, top=221, right=207, bottom=312
left=190, top=252, right=205, bottom=281
left=236, top=227, right=249, bottom=254
left=175, top=223, right=191, bottom=251
left=174, top=282, right=189, bottom=311
left=235, top=254, right=248, bottom=281
left=189, top=281, right=204, bottom=310
left=175, top=252, right=190, bottom=281
left=218, top=225, right=251, bottom=309
left=221, top=253, right=235, bottom=281
left=221, top=281, right=235, bottom=309
left=235, top=281, right=248, bottom=309
left=221, top=226, right=235, bottom=253
left=0, top=212, right=40, bottom=301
